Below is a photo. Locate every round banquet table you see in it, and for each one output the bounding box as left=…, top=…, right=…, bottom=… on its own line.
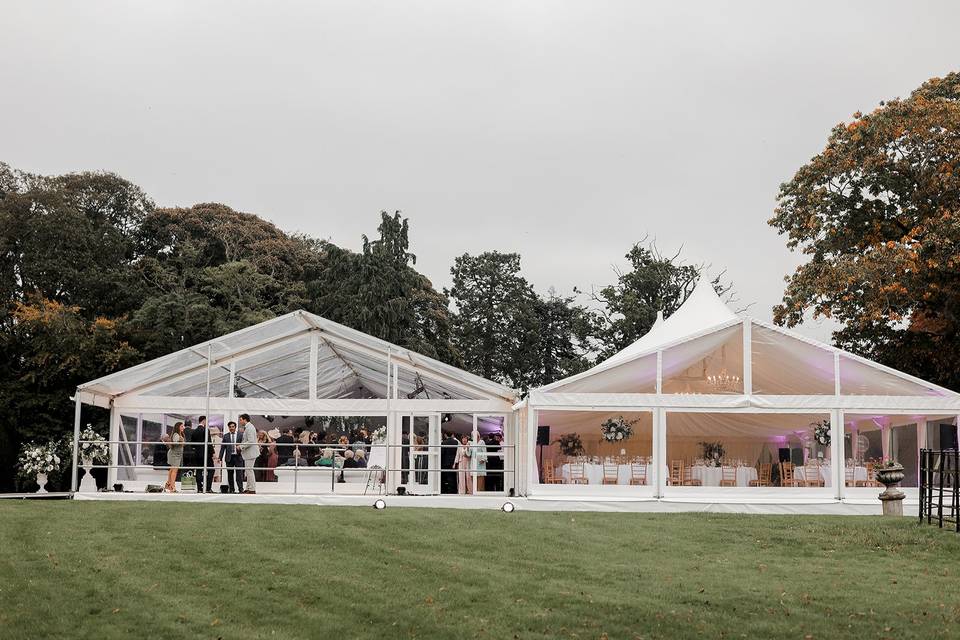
left=793, top=464, right=867, bottom=487
left=688, top=465, right=758, bottom=487
left=559, top=463, right=669, bottom=485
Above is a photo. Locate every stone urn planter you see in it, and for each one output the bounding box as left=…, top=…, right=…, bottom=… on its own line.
left=79, top=457, right=98, bottom=493
left=875, top=463, right=905, bottom=517
left=35, top=472, right=48, bottom=494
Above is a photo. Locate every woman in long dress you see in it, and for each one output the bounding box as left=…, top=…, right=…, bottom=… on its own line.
left=470, top=431, right=488, bottom=492
left=454, top=435, right=473, bottom=495
left=165, top=422, right=185, bottom=493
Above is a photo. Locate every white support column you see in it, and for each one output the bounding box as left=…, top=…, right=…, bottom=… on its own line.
left=831, top=409, right=844, bottom=499
left=742, top=319, right=752, bottom=395
left=527, top=406, right=538, bottom=493
left=916, top=419, right=927, bottom=484
left=880, top=422, right=891, bottom=460
left=849, top=423, right=859, bottom=462
left=833, top=351, right=841, bottom=396
left=228, top=361, right=236, bottom=398
left=655, top=408, right=666, bottom=498
left=70, top=392, right=82, bottom=492
left=655, top=351, right=663, bottom=394
left=108, top=406, right=119, bottom=487
left=308, top=333, right=319, bottom=401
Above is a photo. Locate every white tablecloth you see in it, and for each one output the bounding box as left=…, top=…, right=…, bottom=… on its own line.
left=794, top=465, right=867, bottom=487
left=689, top=465, right=758, bottom=487
left=560, top=463, right=668, bottom=485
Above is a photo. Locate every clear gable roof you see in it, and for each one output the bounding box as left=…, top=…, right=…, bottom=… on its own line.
left=77, top=311, right=516, bottom=406
left=538, top=277, right=958, bottom=399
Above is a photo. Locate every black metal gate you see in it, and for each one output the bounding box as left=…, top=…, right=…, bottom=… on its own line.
left=919, top=449, right=960, bottom=531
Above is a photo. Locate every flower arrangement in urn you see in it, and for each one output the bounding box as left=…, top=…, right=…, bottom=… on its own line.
left=17, top=441, right=62, bottom=493
left=555, top=433, right=585, bottom=457
left=76, top=424, right=109, bottom=463
left=600, top=416, right=635, bottom=443
left=699, top=441, right=726, bottom=467
left=811, top=419, right=831, bottom=447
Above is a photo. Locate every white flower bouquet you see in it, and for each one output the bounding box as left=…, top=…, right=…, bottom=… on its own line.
left=600, top=416, right=635, bottom=443
left=370, top=425, right=387, bottom=444
left=76, top=424, right=109, bottom=462
left=17, top=441, right=62, bottom=477
left=812, top=420, right=831, bottom=447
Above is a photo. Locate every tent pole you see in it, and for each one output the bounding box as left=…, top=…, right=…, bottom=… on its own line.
left=70, top=390, right=82, bottom=493
left=203, top=344, right=212, bottom=494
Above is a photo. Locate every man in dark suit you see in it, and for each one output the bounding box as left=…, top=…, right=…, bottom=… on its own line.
left=440, top=431, right=459, bottom=494
left=189, top=415, right=213, bottom=493
left=275, top=428, right=295, bottom=466
left=219, top=421, right=244, bottom=493
left=486, top=433, right=504, bottom=492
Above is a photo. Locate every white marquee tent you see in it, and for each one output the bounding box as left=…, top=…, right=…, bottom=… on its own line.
left=519, top=278, right=960, bottom=502
left=72, top=310, right=518, bottom=495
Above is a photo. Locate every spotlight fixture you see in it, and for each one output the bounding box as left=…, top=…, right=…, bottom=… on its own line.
left=441, top=413, right=452, bottom=424
left=373, top=499, right=386, bottom=510
left=501, top=502, right=515, bottom=513
left=233, top=383, right=246, bottom=398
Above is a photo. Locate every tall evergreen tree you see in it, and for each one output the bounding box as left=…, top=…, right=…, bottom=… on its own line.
left=308, top=211, right=458, bottom=363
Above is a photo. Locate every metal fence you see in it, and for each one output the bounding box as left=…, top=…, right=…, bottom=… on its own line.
left=919, top=449, right=959, bottom=531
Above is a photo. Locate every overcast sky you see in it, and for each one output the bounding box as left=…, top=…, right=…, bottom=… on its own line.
left=3, top=1, right=959, bottom=340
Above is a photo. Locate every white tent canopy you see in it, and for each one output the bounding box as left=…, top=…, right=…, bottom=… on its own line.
left=77, top=310, right=516, bottom=409
left=523, top=277, right=960, bottom=498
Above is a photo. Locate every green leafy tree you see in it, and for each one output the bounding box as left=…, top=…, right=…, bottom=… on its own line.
left=769, top=71, right=960, bottom=389
left=128, top=203, right=322, bottom=357
left=0, top=297, right=137, bottom=490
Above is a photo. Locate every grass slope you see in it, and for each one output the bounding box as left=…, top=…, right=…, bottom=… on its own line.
left=1, top=502, right=958, bottom=639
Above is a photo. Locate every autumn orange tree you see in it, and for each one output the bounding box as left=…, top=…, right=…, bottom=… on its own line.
left=770, top=72, right=960, bottom=388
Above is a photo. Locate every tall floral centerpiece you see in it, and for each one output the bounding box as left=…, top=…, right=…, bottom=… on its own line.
left=555, top=433, right=585, bottom=458
left=17, top=441, right=62, bottom=493
left=812, top=419, right=831, bottom=460
left=75, top=425, right=109, bottom=492
left=699, top=441, right=726, bottom=467
left=600, top=416, right=635, bottom=454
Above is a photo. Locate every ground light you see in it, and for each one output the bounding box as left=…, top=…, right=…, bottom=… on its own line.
left=501, top=502, right=515, bottom=513
left=373, top=499, right=386, bottom=510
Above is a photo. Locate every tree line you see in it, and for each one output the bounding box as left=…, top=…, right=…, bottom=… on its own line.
left=0, top=163, right=708, bottom=489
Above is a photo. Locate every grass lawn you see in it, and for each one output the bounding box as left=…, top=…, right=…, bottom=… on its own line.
left=1, top=502, right=959, bottom=639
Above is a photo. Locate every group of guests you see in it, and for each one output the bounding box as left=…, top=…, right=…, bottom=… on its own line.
left=437, top=431, right=504, bottom=495
left=163, top=414, right=261, bottom=494
left=158, top=417, right=375, bottom=493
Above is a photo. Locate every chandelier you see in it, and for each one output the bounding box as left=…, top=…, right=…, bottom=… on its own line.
left=706, top=345, right=740, bottom=392
left=707, top=369, right=740, bottom=392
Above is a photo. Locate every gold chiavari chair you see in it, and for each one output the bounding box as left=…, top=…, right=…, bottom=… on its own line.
left=669, top=460, right=684, bottom=486
left=803, top=460, right=825, bottom=487
left=780, top=461, right=804, bottom=487
left=749, top=462, right=772, bottom=487
left=630, top=461, right=647, bottom=485
left=844, top=465, right=856, bottom=487
left=858, top=462, right=882, bottom=488
left=602, top=461, right=620, bottom=485
left=542, top=459, right=564, bottom=484
left=682, top=463, right=702, bottom=486
left=720, top=465, right=737, bottom=487
left=567, top=462, right=589, bottom=485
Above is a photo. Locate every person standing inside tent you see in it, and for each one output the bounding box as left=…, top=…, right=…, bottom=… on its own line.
left=440, top=431, right=459, bottom=494
left=454, top=434, right=473, bottom=495
left=189, top=416, right=212, bottom=493
left=470, top=430, right=488, bottom=492
left=219, top=421, right=244, bottom=493
left=165, top=421, right=185, bottom=493
left=238, top=414, right=260, bottom=494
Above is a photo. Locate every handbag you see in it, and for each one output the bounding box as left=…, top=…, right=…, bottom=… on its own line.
left=180, top=471, right=197, bottom=492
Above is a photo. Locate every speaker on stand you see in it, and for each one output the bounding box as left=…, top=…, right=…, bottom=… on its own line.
left=536, top=426, right=550, bottom=483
